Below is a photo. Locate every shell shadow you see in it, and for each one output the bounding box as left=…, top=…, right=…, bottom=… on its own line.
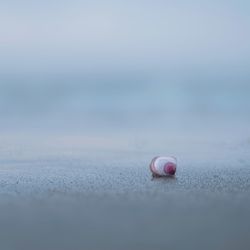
left=151, top=175, right=177, bottom=182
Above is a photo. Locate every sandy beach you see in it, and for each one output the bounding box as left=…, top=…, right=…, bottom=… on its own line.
left=0, top=133, right=250, bottom=250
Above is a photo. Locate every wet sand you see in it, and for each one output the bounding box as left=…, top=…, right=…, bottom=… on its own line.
left=0, top=136, right=250, bottom=250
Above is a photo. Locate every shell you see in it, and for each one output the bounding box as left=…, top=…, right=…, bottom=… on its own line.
left=150, top=156, right=177, bottom=177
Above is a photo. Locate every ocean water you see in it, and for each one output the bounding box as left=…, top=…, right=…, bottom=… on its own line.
left=1, top=72, right=250, bottom=146
left=0, top=71, right=249, bottom=168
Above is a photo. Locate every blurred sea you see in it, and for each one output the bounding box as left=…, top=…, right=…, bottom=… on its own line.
left=1, top=71, right=250, bottom=157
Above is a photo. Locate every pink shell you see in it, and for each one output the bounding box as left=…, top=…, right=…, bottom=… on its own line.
left=150, top=156, right=177, bottom=177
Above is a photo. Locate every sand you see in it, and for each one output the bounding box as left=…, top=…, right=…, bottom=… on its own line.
left=0, top=134, right=250, bottom=250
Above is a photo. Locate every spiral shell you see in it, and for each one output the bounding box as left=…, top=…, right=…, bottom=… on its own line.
left=150, top=156, right=177, bottom=177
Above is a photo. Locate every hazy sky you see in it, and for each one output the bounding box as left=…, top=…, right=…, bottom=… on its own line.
left=0, top=0, right=249, bottom=75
